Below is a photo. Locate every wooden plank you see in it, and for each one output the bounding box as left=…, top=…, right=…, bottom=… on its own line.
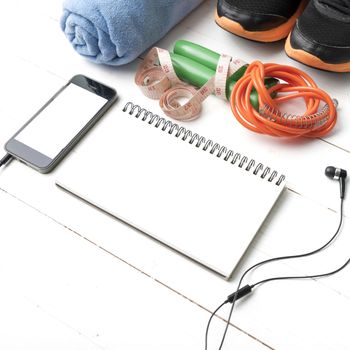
left=0, top=289, right=102, bottom=350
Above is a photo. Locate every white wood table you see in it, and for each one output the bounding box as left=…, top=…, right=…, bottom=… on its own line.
left=1, top=1, right=350, bottom=349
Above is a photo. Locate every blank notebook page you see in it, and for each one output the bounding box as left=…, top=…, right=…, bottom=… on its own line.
left=56, top=104, right=286, bottom=278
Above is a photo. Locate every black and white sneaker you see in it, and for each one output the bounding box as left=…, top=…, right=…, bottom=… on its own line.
left=286, top=0, right=350, bottom=72
left=216, top=0, right=308, bottom=42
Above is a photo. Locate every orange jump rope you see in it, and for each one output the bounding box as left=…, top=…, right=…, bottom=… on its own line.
left=230, top=61, right=337, bottom=137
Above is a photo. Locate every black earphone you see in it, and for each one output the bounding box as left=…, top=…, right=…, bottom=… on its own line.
left=325, top=166, right=347, bottom=199
left=206, top=166, right=348, bottom=350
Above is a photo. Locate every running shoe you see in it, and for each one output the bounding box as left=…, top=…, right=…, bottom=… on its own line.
left=216, top=0, right=308, bottom=42
left=286, top=0, right=350, bottom=72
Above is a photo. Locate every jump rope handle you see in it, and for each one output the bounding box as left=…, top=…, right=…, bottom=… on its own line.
left=171, top=40, right=277, bottom=110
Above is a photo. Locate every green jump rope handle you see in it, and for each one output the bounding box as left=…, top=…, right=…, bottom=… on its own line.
left=174, top=40, right=222, bottom=71
left=170, top=53, right=247, bottom=102
left=171, top=40, right=277, bottom=110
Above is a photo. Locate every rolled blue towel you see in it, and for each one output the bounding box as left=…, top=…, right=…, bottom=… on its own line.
left=60, top=0, right=204, bottom=66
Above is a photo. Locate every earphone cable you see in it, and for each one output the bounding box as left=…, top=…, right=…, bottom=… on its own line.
left=204, top=300, right=229, bottom=350
left=206, top=197, right=345, bottom=350
left=0, top=153, right=13, bottom=168
left=217, top=273, right=245, bottom=350
left=251, top=198, right=347, bottom=287
left=239, top=198, right=343, bottom=279
left=252, top=257, right=350, bottom=288
left=205, top=264, right=254, bottom=350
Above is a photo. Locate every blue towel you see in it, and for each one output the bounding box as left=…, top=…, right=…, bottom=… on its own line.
left=61, top=0, right=204, bottom=66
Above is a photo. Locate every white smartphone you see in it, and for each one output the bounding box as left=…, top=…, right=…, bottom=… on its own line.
left=5, top=75, right=117, bottom=173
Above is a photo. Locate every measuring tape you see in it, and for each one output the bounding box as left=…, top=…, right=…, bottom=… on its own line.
left=135, top=47, right=246, bottom=121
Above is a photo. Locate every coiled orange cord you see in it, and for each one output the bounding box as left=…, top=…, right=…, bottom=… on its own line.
left=230, top=61, right=337, bottom=138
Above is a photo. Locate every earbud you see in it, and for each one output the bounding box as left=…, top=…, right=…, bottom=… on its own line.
left=325, top=166, right=347, bottom=199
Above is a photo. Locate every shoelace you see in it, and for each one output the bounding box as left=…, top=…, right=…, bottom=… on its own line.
left=319, top=0, right=350, bottom=16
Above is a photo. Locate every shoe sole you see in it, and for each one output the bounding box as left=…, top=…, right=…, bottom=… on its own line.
left=285, top=34, right=350, bottom=72
left=215, top=0, right=308, bottom=43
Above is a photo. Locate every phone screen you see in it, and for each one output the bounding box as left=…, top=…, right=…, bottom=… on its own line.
left=15, top=83, right=108, bottom=159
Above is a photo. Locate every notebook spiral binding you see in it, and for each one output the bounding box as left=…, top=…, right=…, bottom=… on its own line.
left=123, top=102, right=286, bottom=186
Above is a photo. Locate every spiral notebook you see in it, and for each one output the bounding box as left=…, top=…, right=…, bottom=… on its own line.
left=56, top=102, right=286, bottom=278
